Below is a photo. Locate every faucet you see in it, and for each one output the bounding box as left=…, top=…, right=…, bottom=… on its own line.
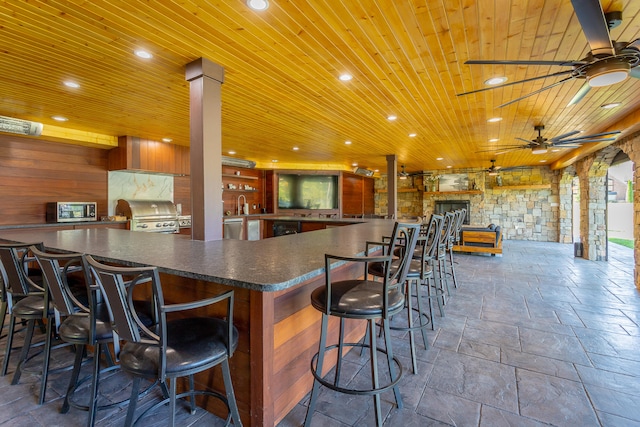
left=237, top=194, right=247, bottom=215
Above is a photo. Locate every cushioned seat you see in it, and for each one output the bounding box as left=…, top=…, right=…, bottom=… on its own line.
left=305, top=221, right=420, bottom=427
left=85, top=256, right=242, bottom=427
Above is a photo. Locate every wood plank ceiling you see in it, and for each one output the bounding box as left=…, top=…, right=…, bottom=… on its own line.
left=1, top=0, right=639, bottom=174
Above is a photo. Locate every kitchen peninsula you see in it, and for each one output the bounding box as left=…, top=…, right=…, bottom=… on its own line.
left=0, top=218, right=395, bottom=426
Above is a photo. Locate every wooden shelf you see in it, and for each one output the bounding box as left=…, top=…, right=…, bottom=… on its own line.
left=493, top=184, right=551, bottom=190
left=375, top=188, right=420, bottom=193
left=423, top=190, right=483, bottom=195
left=222, top=174, right=258, bottom=180
left=223, top=189, right=259, bottom=193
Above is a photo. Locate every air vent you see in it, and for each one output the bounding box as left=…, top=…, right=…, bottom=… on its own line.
left=0, top=115, right=43, bottom=136
left=221, top=156, right=256, bottom=168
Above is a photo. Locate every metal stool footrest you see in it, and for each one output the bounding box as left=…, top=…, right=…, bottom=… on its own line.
left=310, top=341, right=403, bottom=396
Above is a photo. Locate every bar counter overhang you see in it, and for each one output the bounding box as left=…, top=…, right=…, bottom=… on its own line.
left=0, top=219, right=395, bottom=426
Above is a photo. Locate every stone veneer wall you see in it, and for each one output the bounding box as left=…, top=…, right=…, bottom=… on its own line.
left=375, top=167, right=560, bottom=241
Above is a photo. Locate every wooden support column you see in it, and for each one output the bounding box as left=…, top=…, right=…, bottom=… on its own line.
left=386, top=155, right=398, bottom=219
left=185, top=58, right=224, bottom=241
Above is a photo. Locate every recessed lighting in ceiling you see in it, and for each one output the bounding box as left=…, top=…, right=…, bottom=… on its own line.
left=489, top=138, right=499, bottom=142
left=408, top=133, right=417, bottom=137
left=292, top=146, right=299, bottom=151
left=539, top=159, right=547, bottom=162
left=63, top=81, right=80, bottom=88
left=272, top=159, right=278, bottom=163
left=134, top=49, right=153, bottom=59
left=601, top=102, right=621, bottom=109
left=228, top=151, right=236, bottom=155
left=487, top=117, right=502, bottom=123
left=247, top=0, right=269, bottom=10
left=344, top=140, right=352, bottom=145
left=446, top=165, right=452, bottom=168
left=51, top=115, right=68, bottom=122
left=162, top=138, right=173, bottom=143
left=436, top=157, right=443, bottom=161
left=484, top=76, right=507, bottom=85
left=374, top=169, right=379, bottom=172
left=352, top=163, right=358, bottom=167
left=339, top=74, right=353, bottom=81
left=387, top=115, right=397, bottom=121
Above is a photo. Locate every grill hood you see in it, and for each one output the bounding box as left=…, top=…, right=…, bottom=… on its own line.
left=116, top=199, right=178, bottom=220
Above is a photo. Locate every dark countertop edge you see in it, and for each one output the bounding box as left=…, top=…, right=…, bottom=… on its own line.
left=0, top=222, right=391, bottom=293
left=0, top=221, right=129, bottom=230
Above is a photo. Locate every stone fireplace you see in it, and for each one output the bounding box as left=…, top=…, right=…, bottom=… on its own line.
left=434, top=200, right=470, bottom=224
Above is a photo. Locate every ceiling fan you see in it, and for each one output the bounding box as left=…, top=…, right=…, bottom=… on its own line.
left=457, top=1, right=640, bottom=107
left=483, top=159, right=530, bottom=175
left=478, top=125, right=621, bottom=154
left=398, top=164, right=410, bottom=179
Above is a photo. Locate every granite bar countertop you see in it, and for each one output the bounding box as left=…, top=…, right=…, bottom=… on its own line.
left=0, top=220, right=397, bottom=292
left=0, top=220, right=129, bottom=230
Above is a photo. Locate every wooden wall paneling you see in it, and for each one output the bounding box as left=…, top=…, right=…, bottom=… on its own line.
left=341, top=172, right=364, bottom=215
left=363, top=177, right=375, bottom=214
left=0, top=135, right=110, bottom=224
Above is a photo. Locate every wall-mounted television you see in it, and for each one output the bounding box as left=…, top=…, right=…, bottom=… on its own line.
left=278, top=174, right=339, bottom=209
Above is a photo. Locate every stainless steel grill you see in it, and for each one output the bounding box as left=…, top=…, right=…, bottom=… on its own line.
left=116, top=199, right=179, bottom=233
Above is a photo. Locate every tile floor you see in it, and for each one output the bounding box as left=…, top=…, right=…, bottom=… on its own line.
left=0, top=240, right=638, bottom=427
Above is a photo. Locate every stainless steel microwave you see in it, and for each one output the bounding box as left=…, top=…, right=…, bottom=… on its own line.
left=46, top=202, right=97, bottom=223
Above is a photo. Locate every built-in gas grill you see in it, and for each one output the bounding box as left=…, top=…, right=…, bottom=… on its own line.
left=116, top=199, right=179, bottom=233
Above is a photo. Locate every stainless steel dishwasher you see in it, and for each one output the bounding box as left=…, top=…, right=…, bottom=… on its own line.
left=223, top=218, right=244, bottom=239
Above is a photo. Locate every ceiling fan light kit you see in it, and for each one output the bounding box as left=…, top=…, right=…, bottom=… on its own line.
left=586, top=58, right=630, bottom=87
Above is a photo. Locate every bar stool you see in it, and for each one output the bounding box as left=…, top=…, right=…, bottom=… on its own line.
left=31, top=247, right=125, bottom=426
left=304, top=221, right=420, bottom=427
left=435, top=211, right=455, bottom=300
left=0, top=242, right=64, bottom=405
left=85, top=256, right=243, bottom=427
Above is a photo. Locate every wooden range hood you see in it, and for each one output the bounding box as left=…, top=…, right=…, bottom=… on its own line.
left=108, top=136, right=190, bottom=176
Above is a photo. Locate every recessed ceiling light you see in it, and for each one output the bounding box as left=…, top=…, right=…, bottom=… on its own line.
left=446, top=165, right=452, bottom=168
left=352, top=163, right=358, bottom=167
left=489, top=138, right=499, bottom=142
left=247, top=0, right=269, bottom=10
left=551, top=148, right=561, bottom=152
left=487, top=117, right=502, bottom=123
left=408, top=133, right=417, bottom=137
left=339, top=74, right=353, bottom=81
left=539, top=159, right=547, bottom=162
left=484, top=76, right=507, bottom=85
left=134, top=50, right=153, bottom=59
left=344, top=140, right=352, bottom=145
left=63, top=81, right=80, bottom=88
left=272, top=159, right=278, bottom=163
left=293, top=146, right=299, bottom=151
left=162, top=138, right=173, bottom=143
left=374, top=169, right=379, bottom=172
left=387, top=115, right=397, bottom=121
left=601, top=102, right=621, bottom=109
left=228, top=151, right=236, bottom=155
left=436, top=157, right=443, bottom=161
left=51, top=115, right=68, bottom=122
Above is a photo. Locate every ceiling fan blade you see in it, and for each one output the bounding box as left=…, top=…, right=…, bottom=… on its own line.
left=554, top=137, right=618, bottom=145
left=570, top=0, right=615, bottom=56
left=551, top=145, right=581, bottom=148
left=551, top=130, right=581, bottom=142
left=566, top=82, right=591, bottom=106
left=465, top=59, right=583, bottom=66
left=630, top=67, right=640, bottom=79
left=457, top=69, right=575, bottom=97
left=475, top=145, right=527, bottom=153
left=495, top=148, right=525, bottom=155
left=556, top=130, right=622, bottom=143
left=497, top=75, right=578, bottom=107
left=515, top=137, right=534, bottom=144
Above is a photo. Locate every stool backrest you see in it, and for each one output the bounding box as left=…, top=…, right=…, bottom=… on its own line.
left=30, top=248, right=89, bottom=317
left=389, top=221, right=421, bottom=286
left=422, top=214, right=444, bottom=261
left=0, top=242, right=45, bottom=298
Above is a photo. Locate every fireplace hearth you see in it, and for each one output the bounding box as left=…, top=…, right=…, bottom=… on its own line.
left=434, top=200, right=470, bottom=224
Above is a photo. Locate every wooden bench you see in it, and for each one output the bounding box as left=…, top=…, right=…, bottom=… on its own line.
left=453, top=229, right=502, bottom=255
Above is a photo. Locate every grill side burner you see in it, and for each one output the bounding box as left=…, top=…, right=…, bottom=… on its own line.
left=116, top=199, right=179, bottom=233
